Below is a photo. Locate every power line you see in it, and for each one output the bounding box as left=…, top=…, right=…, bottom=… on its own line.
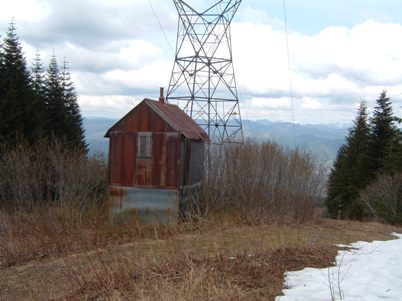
left=147, top=0, right=175, bottom=56
left=283, top=0, right=297, bottom=147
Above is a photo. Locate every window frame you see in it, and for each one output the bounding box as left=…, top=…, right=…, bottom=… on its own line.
left=137, top=132, right=152, bottom=159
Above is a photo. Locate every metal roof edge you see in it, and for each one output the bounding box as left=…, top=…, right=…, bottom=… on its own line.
left=105, top=98, right=208, bottom=142
left=144, top=99, right=185, bottom=136
left=104, top=99, right=148, bottom=138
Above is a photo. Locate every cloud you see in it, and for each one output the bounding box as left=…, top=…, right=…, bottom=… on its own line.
left=231, top=19, right=402, bottom=122
left=1, top=0, right=176, bottom=48
left=2, top=1, right=402, bottom=124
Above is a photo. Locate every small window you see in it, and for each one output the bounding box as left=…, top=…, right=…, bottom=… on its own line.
left=137, top=133, right=152, bottom=158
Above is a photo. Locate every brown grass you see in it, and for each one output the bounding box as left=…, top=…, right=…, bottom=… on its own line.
left=64, top=246, right=336, bottom=301
left=1, top=140, right=401, bottom=300
left=0, top=205, right=182, bottom=268
left=1, top=218, right=400, bottom=301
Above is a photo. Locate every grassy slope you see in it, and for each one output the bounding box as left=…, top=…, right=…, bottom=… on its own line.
left=1, top=217, right=401, bottom=301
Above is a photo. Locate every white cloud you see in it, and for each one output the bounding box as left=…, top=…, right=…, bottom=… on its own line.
left=249, top=97, right=291, bottom=110
left=0, top=0, right=50, bottom=23
left=79, top=95, right=141, bottom=118
left=231, top=19, right=402, bottom=122
left=2, top=1, right=402, bottom=124
left=300, top=97, right=325, bottom=110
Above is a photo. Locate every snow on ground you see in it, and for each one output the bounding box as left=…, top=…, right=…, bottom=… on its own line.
left=276, top=233, right=402, bottom=301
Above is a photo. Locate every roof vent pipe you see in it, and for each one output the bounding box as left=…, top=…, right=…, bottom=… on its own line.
left=159, top=87, right=165, bottom=103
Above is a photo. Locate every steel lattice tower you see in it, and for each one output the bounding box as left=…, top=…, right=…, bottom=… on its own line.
left=166, top=0, right=243, bottom=145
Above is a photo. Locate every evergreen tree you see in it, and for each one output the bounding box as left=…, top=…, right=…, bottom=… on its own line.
left=30, top=50, right=47, bottom=132
left=31, top=50, right=46, bottom=99
left=326, top=102, right=371, bottom=219
left=0, top=21, right=39, bottom=143
left=369, top=91, right=402, bottom=175
left=326, top=145, right=349, bottom=219
left=61, top=59, right=87, bottom=151
left=0, top=36, right=5, bottom=141
left=0, top=35, right=4, bottom=93
left=44, top=53, right=66, bottom=140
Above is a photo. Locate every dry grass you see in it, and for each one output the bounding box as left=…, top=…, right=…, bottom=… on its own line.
left=64, top=246, right=336, bottom=301
left=0, top=205, right=182, bottom=268
left=1, top=140, right=401, bottom=300
left=1, top=218, right=401, bottom=301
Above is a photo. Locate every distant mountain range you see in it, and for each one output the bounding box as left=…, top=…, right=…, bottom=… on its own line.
left=84, top=117, right=349, bottom=167
left=242, top=120, right=349, bottom=166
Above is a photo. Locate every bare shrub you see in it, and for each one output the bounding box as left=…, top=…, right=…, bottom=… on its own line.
left=0, top=139, right=110, bottom=266
left=196, top=141, right=325, bottom=224
left=360, top=173, right=402, bottom=225
left=0, top=139, right=107, bottom=212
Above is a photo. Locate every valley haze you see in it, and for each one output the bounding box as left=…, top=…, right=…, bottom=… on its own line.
left=84, top=117, right=348, bottom=165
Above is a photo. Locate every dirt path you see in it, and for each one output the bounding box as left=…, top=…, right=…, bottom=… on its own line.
left=1, top=220, right=400, bottom=301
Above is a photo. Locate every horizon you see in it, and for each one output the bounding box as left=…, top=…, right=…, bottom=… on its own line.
left=83, top=114, right=351, bottom=127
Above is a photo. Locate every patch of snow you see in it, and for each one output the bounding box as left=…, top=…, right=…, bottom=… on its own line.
left=276, top=233, right=402, bottom=301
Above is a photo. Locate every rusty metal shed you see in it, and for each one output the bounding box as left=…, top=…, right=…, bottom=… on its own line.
left=105, top=94, right=209, bottom=224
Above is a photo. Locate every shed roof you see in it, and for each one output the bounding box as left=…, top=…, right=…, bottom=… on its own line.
left=105, top=99, right=209, bottom=142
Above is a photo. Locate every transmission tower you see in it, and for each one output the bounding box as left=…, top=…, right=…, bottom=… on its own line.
left=166, top=0, right=243, bottom=145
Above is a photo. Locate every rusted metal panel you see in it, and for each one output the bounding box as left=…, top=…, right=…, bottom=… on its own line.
left=152, top=110, right=167, bottom=132
left=147, top=100, right=209, bottom=141
left=122, top=133, right=136, bottom=186
left=152, top=133, right=166, bottom=187
left=109, top=185, right=179, bottom=224
left=110, top=133, right=123, bottom=185
left=189, top=140, right=205, bottom=184
left=166, top=134, right=180, bottom=188
left=138, top=105, right=151, bottom=132
left=105, top=98, right=208, bottom=224
left=105, top=99, right=209, bottom=141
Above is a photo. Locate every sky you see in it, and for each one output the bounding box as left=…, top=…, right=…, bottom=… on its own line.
left=1, top=0, right=402, bottom=124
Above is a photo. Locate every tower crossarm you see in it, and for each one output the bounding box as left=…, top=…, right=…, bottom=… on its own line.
left=167, top=0, right=244, bottom=145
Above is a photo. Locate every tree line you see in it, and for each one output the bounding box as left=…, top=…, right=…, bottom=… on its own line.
left=0, top=21, right=86, bottom=151
left=326, top=91, right=402, bottom=224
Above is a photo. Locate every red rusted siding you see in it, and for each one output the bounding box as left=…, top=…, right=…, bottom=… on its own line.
left=166, top=134, right=180, bottom=188
left=110, top=133, right=123, bottom=185
left=122, top=133, right=136, bottom=186
left=107, top=102, right=182, bottom=190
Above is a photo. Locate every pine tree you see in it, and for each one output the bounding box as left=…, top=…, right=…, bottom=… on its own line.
left=326, top=102, right=371, bottom=219
left=44, top=53, right=66, bottom=140
left=0, top=35, right=4, bottom=93
left=61, top=59, right=87, bottom=151
left=30, top=50, right=47, bottom=132
left=31, top=50, right=46, bottom=99
left=369, top=91, right=402, bottom=175
left=0, top=36, right=5, bottom=142
left=0, top=21, right=38, bottom=143
left=326, top=145, right=349, bottom=219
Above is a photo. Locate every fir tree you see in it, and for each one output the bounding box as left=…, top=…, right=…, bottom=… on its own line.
left=326, top=102, right=371, bottom=219
left=30, top=50, right=46, bottom=132
left=0, top=35, right=4, bottom=93
left=31, top=50, right=46, bottom=99
left=44, top=53, right=66, bottom=140
left=0, top=36, right=5, bottom=141
left=369, top=91, right=402, bottom=175
left=326, top=145, right=349, bottom=219
left=0, top=21, right=38, bottom=143
left=61, top=59, right=87, bottom=151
